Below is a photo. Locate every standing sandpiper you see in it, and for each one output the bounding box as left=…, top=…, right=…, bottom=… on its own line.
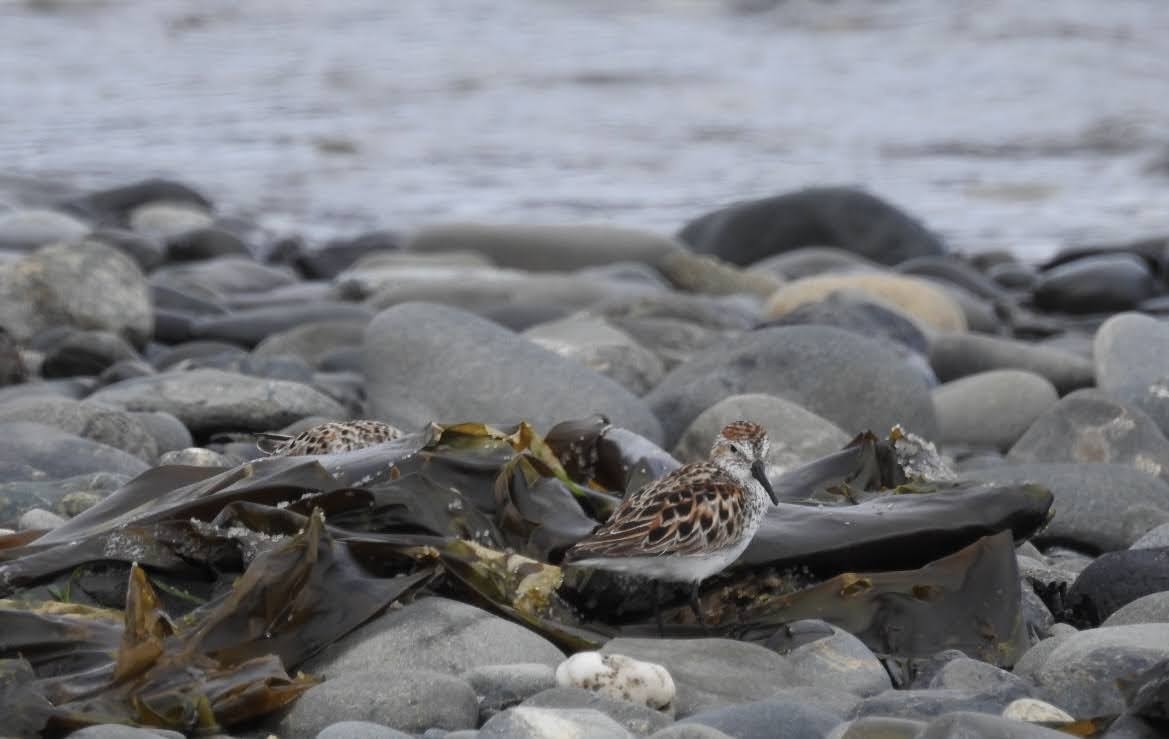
left=563, top=421, right=778, bottom=631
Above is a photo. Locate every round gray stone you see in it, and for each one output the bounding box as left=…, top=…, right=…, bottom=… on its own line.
left=672, top=394, right=849, bottom=472
left=1008, top=389, right=1169, bottom=484
left=253, top=319, right=369, bottom=368
left=916, top=711, right=1074, bottom=739
left=88, top=368, right=347, bottom=436
left=149, top=256, right=298, bottom=296
left=927, top=657, right=1033, bottom=700
left=0, top=421, right=149, bottom=483
left=479, top=706, right=633, bottom=739
left=933, top=370, right=1058, bottom=451
left=678, top=698, right=843, bottom=739
left=646, top=325, right=937, bottom=447
left=824, top=717, right=927, bottom=739
left=314, top=722, right=411, bottom=739
left=0, top=240, right=152, bottom=344
left=1095, top=312, right=1169, bottom=437
left=0, top=208, right=88, bottom=250
left=0, top=396, right=159, bottom=462
left=17, top=507, right=67, bottom=530
left=929, top=333, right=1094, bottom=395
left=303, top=597, right=565, bottom=680
left=1102, top=591, right=1169, bottom=626
left=962, top=463, right=1169, bottom=551
left=463, top=663, right=558, bottom=721
left=599, top=638, right=808, bottom=717
left=648, top=725, right=736, bottom=739
left=275, top=669, right=477, bottom=738
left=363, top=303, right=663, bottom=442
left=1132, top=523, right=1169, bottom=549
left=524, top=315, right=665, bottom=396
left=771, top=620, right=891, bottom=698
left=522, top=687, right=672, bottom=735
left=130, top=411, right=193, bottom=455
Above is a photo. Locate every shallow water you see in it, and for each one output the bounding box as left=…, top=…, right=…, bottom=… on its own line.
left=1, top=0, right=1167, bottom=258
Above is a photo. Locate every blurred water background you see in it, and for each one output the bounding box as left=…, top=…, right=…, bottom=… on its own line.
left=1, top=0, right=1166, bottom=259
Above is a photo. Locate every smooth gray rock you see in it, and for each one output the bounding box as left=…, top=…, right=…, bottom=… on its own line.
left=678, top=698, right=843, bottom=739
left=963, top=463, right=1169, bottom=551
left=89, top=368, right=347, bottom=436
left=479, top=706, right=632, bottom=739
left=916, top=711, right=1073, bottom=739
left=363, top=303, right=663, bottom=443
left=1031, top=624, right=1169, bottom=717
left=1103, top=591, right=1169, bottom=626
left=191, top=303, right=373, bottom=348
left=40, top=329, right=140, bottom=378
left=275, top=669, right=477, bottom=737
left=524, top=315, right=665, bottom=396
left=315, top=721, right=412, bottom=739
left=928, top=657, right=1033, bottom=700
left=1008, top=389, right=1169, bottom=484
left=1012, top=631, right=1077, bottom=685
left=253, top=319, right=369, bottom=367
left=0, top=240, right=152, bottom=344
left=128, top=201, right=214, bottom=240
left=407, top=222, right=682, bottom=272
left=1102, top=714, right=1167, bottom=739
left=929, top=333, right=1094, bottom=394
left=1132, top=523, right=1169, bottom=549
left=749, top=247, right=880, bottom=280
left=0, top=422, right=149, bottom=483
left=600, top=638, right=808, bottom=717
left=131, top=411, right=193, bottom=455
left=1095, top=312, right=1169, bottom=437
left=853, top=688, right=1023, bottom=721
left=933, top=370, right=1058, bottom=451
left=0, top=396, right=159, bottom=462
left=65, top=726, right=184, bottom=739
left=1033, top=254, right=1158, bottom=314
left=648, top=726, right=735, bottom=739
left=150, top=256, right=298, bottom=296
left=824, top=716, right=926, bottom=739
left=463, top=663, right=558, bottom=720
left=1068, top=548, right=1169, bottom=622
left=0, top=208, right=88, bottom=250
left=17, top=507, right=67, bottom=530
left=157, top=447, right=233, bottom=467
left=672, top=394, right=849, bottom=472
left=772, top=621, right=892, bottom=698
left=646, top=325, right=937, bottom=447
left=303, top=597, right=564, bottom=680
left=522, top=687, right=672, bottom=735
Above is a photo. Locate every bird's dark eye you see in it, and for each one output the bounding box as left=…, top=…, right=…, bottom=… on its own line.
left=730, top=443, right=741, bottom=454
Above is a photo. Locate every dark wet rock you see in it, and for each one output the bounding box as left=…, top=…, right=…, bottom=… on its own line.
left=987, top=260, right=1039, bottom=291
left=929, top=332, right=1095, bottom=394
left=1068, top=548, right=1169, bottom=623
left=478, top=302, right=575, bottom=331
left=928, top=657, right=1033, bottom=700
left=303, top=597, right=565, bottom=680
left=749, top=246, right=879, bottom=280
left=149, top=309, right=193, bottom=343
left=40, top=330, right=139, bottom=378
left=1033, top=254, right=1159, bottom=314
left=1103, top=592, right=1169, bottom=627
left=190, top=303, right=372, bottom=348
left=0, top=396, right=158, bottom=461
left=825, top=716, right=926, bottom=739
left=916, top=712, right=1072, bottom=739
left=1008, top=389, right=1169, bottom=484
left=364, top=303, right=663, bottom=443
left=463, top=663, right=557, bottom=721
left=646, top=325, right=937, bottom=447
left=149, top=284, right=228, bottom=316
left=1132, top=523, right=1169, bottom=549
left=150, top=256, right=298, bottom=296
left=314, top=722, right=412, bottom=739
left=934, top=370, right=1058, bottom=451
left=0, top=378, right=90, bottom=405
left=769, top=620, right=891, bottom=697
left=479, top=706, right=632, bottom=739
left=292, top=230, right=402, bottom=279
left=522, top=687, right=672, bottom=735
left=0, top=421, right=149, bottom=483
left=86, top=228, right=166, bottom=272
left=896, top=255, right=1016, bottom=303
left=1021, top=585, right=1058, bottom=640
left=65, top=725, right=185, bottom=739
left=407, top=222, right=682, bottom=271
left=128, top=201, right=214, bottom=241
left=673, top=394, right=848, bottom=471
left=677, top=698, right=842, bottom=739
left=0, top=240, right=152, bottom=344
left=765, top=272, right=967, bottom=333
left=98, top=359, right=155, bottom=385
left=273, top=669, right=478, bottom=738
left=678, top=187, right=946, bottom=267
left=964, top=463, right=1169, bottom=551
left=88, top=368, right=347, bottom=437
left=59, top=178, right=212, bottom=227
left=523, top=315, right=665, bottom=395
left=758, top=293, right=930, bottom=355
left=1029, top=624, right=1169, bottom=717
left=0, top=208, right=88, bottom=251
left=1095, top=312, right=1169, bottom=437
left=599, top=638, right=807, bottom=717
left=317, top=347, right=363, bottom=374
left=252, top=319, right=368, bottom=367
left=164, top=226, right=251, bottom=262
left=1101, top=714, right=1166, bottom=739
left=0, top=327, right=27, bottom=386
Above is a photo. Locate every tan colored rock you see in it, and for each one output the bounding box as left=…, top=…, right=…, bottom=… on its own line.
left=765, top=272, right=967, bottom=332
left=656, top=250, right=783, bottom=297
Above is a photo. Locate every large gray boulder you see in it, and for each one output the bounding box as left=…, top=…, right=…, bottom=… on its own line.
left=0, top=396, right=158, bottom=462
left=646, top=325, right=937, bottom=446
left=933, top=370, right=1059, bottom=451
left=363, top=302, right=663, bottom=442
left=0, top=422, right=149, bottom=483
left=1095, top=312, right=1169, bottom=437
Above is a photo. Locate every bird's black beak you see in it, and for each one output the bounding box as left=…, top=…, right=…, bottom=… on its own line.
left=751, top=459, right=778, bottom=505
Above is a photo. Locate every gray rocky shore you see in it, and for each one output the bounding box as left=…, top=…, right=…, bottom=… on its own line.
left=2, top=179, right=1169, bottom=738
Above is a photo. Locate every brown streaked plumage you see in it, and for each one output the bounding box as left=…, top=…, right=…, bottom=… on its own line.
left=255, top=420, right=403, bottom=457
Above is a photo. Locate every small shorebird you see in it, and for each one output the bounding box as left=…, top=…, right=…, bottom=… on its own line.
left=563, top=420, right=778, bottom=631
left=255, top=420, right=404, bottom=456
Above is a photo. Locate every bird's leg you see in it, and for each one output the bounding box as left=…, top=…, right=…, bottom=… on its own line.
left=654, top=580, right=665, bottom=637
left=689, top=581, right=708, bottom=635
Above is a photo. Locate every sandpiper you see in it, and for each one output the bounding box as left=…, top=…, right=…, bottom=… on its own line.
left=255, top=420, right=404, bottom=456
left=563, top=420, right=778, bottom=631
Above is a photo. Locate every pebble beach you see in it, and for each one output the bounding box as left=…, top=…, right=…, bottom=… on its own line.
left=2, top=2, right=1169, bottom=739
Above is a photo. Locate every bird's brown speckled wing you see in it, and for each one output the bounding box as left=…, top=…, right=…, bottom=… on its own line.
left=565, top=462, right=746, bottom=560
